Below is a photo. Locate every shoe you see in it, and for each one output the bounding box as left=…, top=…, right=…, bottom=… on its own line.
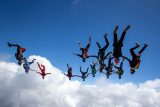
left=124, top=25, right=131, bottom=32
left=7, top=42, right=11, bottom=47
left=113, top=25, right=119, bottom=34
left=144, top=44, right=148, bottom=47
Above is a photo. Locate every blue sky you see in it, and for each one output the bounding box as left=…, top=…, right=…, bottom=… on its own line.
left=0, top=0, right=159, bottom=83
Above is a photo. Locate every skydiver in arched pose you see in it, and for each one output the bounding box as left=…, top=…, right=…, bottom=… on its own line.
left=114, top=58, right=124, bottom=79
left=78, top=66, right=90, bottom=81
left=23, top=58, right=36, bottom=73
left=90, top=61, right=98, bottom=77
left=64, top=64, right=74, bottom=80
left=112, top=25, right=130, bottom=64
left=123, top=43, right=148, bottom=74
left=36, top=62, right=51, bottom=79
left=7, top=42, right=26, bottom=65
left=73, top=37, right=91, bottom=62
left=103, top=56, right=114, bottom=78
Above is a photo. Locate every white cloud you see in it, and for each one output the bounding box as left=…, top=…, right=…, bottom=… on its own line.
left=0, top=55, right=160, bottom=107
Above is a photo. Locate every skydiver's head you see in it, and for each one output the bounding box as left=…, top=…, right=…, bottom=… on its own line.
left=82, top=58, right=85, bottom=62
left=21, top=48, right=26, bottom=52
left=115, top=58, right=119, bottom=64
left=130, top=68, right=135, bottom=74
left=42, top=76, right=44, bottom=79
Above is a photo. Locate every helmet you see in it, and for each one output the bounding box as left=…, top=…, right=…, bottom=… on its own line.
left=115, top=58, right=119, bottom=64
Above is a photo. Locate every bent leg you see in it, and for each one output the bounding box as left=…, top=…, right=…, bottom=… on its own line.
left=130, top=45, right=139, bottom=58
left=138, top=44, right=148, bottom=55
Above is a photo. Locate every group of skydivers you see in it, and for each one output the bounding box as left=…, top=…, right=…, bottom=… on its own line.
left=6, top=25, right=148, bottom=81
left=64, top=25, right=148, bottom=81
left=7, top=42, right=51, bottom=79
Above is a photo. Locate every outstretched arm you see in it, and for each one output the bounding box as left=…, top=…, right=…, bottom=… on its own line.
left=73, top=53, right=82, bottom=58
left=67, top=64, right=69, bottom=69
left=122, top=56, right=131, bottom=63
left=29, top=59, right=36, bottom=65
left=120, top=58, right=125, bottom=68
left=78, top=41, right=83, bottom=49
left=36, top=71, right=42, bottom=75
left=104, top=52, right=112, bottom=60
left=45, top=73, right=51, bottom=75
left=80, top=66, right=82, bottom=73
left=90, top=55, right=98, bottom=59
left=114, top=65, right=120, bottom=70
left=86, top=67, right=89, bottom=73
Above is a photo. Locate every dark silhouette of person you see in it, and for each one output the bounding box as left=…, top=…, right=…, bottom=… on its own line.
left=64, top=64, right=73, bottom=80
left=79, top=66, right=90, bottom=81
left=96, top=34, right=110, bottom=61
left=73, top=37, right=91, bottom=62
left=8, top=42, right=26, bottom=65
left=103, top=56, right=114, bottom=79
left=114, top=58, right=124, bottom=79
left=123, top=43, right=148, bottom=74
left=36, top=62, right=51, bottom=79
left=112, top=25, right=130, bottom=64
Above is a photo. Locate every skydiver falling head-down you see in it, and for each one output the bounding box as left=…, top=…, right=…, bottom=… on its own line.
left=112, top=25, right=130, bottom=64
left=96, top=34, right=110, bottom=62
left=64, top=64, right=73, bottom=80
left=8, top=42, right=26, bottom=65
left=73, top=37, right=91, bottom=62
left=90, top=61, right=98, bottom=77
left=36, top=62, right=51, bottom=79
left=103, top=56, right=114, bottom=79
left=114, top=58, right=124, bottom=79
left=23, top=58, right=36, bottom=73
left=123, top=43, right=148, bottom=74
left=79, top=66, right=90, bottom=81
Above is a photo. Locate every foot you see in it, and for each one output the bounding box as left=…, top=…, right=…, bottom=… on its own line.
left=104, top=33, right=107, bottom=38
left=144, top=44, right=148, bottom=47
left=124, top=25, right=131, bottom=32
left=7, top=42, right=11, bottom=47
left=113, top=25, right=119, bottom=34
left=136, top=43, right=140, bottom=47
left=89, top=37, right=91, bottom=43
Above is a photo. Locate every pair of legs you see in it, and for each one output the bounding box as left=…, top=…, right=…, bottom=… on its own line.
left=78, top=37, right=91, bottom=51
left=8, top=42, right=21, bottom=53
left=96, top=33, right=109, bottom=51
left=113, top=25, right=130, bottom=46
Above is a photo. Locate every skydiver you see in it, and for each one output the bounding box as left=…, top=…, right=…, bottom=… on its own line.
left=114, top=58, right=124, bottom=79
left=23, top=58, right=36, bottom=73
left=7, top=42, right=26, bottom=65
left=96, top=33, right=110, bottom=61
left=64, top=64, right=73, bottom=80
left=112, top=25, right=130, bottom=64
left=73, top=37, right=91, bottom=62
left=36, top=62, right=51, bottom=79
left=103, top=56, right=114, bottom=78
left=79, top=66, right=90, bottom=81
left=90, top=61, right=98, bottom=77
left=123, top=43, right=148, bottom=74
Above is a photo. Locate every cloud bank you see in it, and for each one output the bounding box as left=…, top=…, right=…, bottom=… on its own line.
left=0, top=55, right=160, bottom=107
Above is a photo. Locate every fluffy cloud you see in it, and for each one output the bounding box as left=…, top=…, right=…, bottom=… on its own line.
left=0, top=55, right=160, bottom=107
